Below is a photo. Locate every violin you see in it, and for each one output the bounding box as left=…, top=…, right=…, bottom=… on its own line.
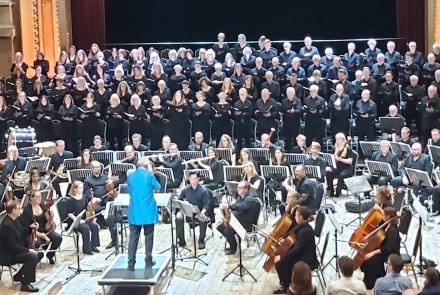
left=44, top=186, right=56, bottom=232
left=30, top=216, right=37, bottom=249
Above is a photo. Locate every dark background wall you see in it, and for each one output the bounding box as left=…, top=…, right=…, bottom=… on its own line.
left=105, top=0, right=397, bottom=44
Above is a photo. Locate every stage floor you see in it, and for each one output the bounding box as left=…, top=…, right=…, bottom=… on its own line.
left=0, top=193, right=433, bottom=294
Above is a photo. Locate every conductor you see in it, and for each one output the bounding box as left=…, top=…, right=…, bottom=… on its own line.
left=127, top=156, right=161, bottom=271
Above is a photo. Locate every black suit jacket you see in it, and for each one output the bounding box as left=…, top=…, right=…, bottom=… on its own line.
left=0, top=215, right=28, bottom=264
left=283, top=223, right=319, bottom=269
left=294, top=177, right=316, bottom=208
left=231, top=194, right=258, bottom=232
left=49, top=151, right=74, bottom=170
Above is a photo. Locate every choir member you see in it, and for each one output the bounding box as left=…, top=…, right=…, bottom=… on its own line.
left=164, top=49, right=179, bottom=76
left=342, top=42, right=360, bottom=81
left=148, top=95, right=167, bottom=150
left=399, top=52, right=420, bottom=89
left=126, top=94, right=148, bottom=144
left=212, top=92, right=233, bottom=145
left=327, top=56, right=346, bottom=81
left=283, top=73, right=304, bottom=100
left=260, top=39, right=277, bottom=69
left=234, top=88, right=253, bottom=151
left=230, top=63, right=245, bottom=88
left=418, top=85, right=440, bottom=144
left=189, top=61, right=207, bottom=92
left=181, top=80, right=196, bottom=103
left=422, top=53, right=440, bottom=89
left=261, top=71, right=281, bottom=101
left=286, top=57, right=306, bottom=81
left=105, top=94, right=125, bottom=150
left=299, top=36, right=320, bottom=68
left=364, top=39, right=381, bottom=67
left=12, top=91, right=33, bottom=128
left=329, top=84, right=351, bottom=141
left=199, top=77, right=216, bottom=103
left=79, top=92, right=102, bottom=150
left=279, top=42, right=296, bottom=69
left=233, top=34, right=250, bottom=61
left=355, top=89, right=377, bottom=142
left=212, top=32, right=230, bottom=63
left=251, top=57, right=267, bottom=91
left=148, top=62, right=168, bottom=93
left=169, top=64, right=186, bottom=94
left=116, top=80, right=132, bottom=107
left=223, top=52, right=236, bottom=77
left=385, top=41, right=402, bottom=73
left=303, top=85, right=325, bottom=146
left=92, top=64, right=111, bottom=86
left=190, top=91, right=211, bottom=141
left=255, top=88, right=278, bottom=138
left=211, top=63, right=226, bottom=93
left=10, top=52, right=28, bottom=81
left=203, top=49, right=217, bottom=78
left=94, top=79, right=111, bottom=110
left=58, top=95, right=79, bottom=155
left=34, top=96, right=54, bottom=142
left=281, top=87, right=301, bottom=151
left=240, top=46, right=256, bottom=74
left=307, top=55, right=326, bottom=78
left=377, top=71, right=400, bottom=117
left=308, top=70, right=328, bottom=100
left=182, top=49, right=196, bottom=77
left=167, top=90, right=191, bottom=150
left=408, top=41, right=425, bottom=69
left=243, top=75, right=258, bottom=102
left=71, top=76, right=92, bottom=107
left=0, top=95, right=8, bottom=151
left=371, top=53, right=390, bottom=84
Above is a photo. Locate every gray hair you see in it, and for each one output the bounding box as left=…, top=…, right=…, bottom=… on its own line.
left=137, top=156, right=150, bottom=168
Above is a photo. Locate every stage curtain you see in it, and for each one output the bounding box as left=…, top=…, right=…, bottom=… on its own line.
left=70, top=0, right=106, bottom=50
left=396, top=0, right=426, bottom=53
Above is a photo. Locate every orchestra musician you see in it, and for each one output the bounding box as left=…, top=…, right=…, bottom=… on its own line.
left=217, top=180, right=259, bottom=255
left=282, top=165, right=316, bottom=210
left=365, top=141, right=398, bottom=193
left=304, top=142, right=326, bottom=183
left=0, top=144, right=27, bottom=199
left=131, top=133, right=148, bottom=152
left=89, top=135, right=107, bottom=153
left=0, top=200, right=39, bottom=292
left=326, top=133, right=354, bottom=198
left=66, top=181, right=100, bottom=255
left=196, top=147, right=225, bottom=190
left=49, top=140, right=74, bottom=197
left=290, top=134, right=307, bottom=155
left=360, top=207, right=400, bottom=290
left=23, top=168, right=48, bottom=197
left=176, top=171, right=211, bottom=250
left=127, top=156, right=161, bottom=270
left=157, top=143, right=183, bottom=189
left=20, top=190, right=63, bottom=264
left=79, top=149, right=92, bottom=169
left=188, top=131, right=210, bottom=156
left=272, top=206, right=319, bottom=294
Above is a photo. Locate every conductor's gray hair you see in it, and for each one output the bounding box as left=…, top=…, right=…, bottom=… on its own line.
left=137, top=156, right=150, bottom=168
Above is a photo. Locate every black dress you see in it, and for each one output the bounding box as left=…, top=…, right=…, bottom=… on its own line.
left=167, top=104, right=191, bottom=150
left=58, top=104, right=79, bottom=156
left=191, top=102, right=211, bottom=141
left=127, top=104, right=149, bottom=145
left=212, top=102, right=233, bottom=145
left=11, top=101, right=33, bottom=128
left=70, top=88, right=90, bottom=107
left=105, top=104, right=125, bottom=150
left=148, top=105, right=167, bottom=150
left=360, top=224, right=400, bottom=289
left=34, top=104, right=54, bottom=141
left=79, top=104, right=102, bottom=150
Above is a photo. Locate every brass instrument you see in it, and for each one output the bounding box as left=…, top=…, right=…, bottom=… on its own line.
left=8, top=171, right=29, bottom=187
left=54, top=164, right=68, bottom=179
left=182, top=156, right=214, bottom=165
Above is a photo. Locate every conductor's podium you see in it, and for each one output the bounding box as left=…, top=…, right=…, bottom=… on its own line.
left=98, top=254, right=171, bottom=295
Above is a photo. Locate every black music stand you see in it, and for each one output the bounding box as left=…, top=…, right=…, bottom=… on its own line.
left=405, top=168, right=434, bottom=216
left=175, top=200, right=208, bottom=267
left=248, top=148, right=271, bottom=166
left=379, top=117, right=405, bottom=135
left=359, top=141, right=380, bottom=159
left=319, top=152, right=336, bottom=169
left=323, top=211, right=343, bottom=274
left=105, top=191, right=129, bottom=259
left=63, top=158, right=80, bottom=170
left=261, top=165, right=290, bottom=218
left=412, top=193, right=429, bottom=275
left=285, top=153, right=308, bottom=165
left=427, top=145, right=440, bottom=167
left=214, top=148, right=233, bottom=164
left=344, top=176, right=372, bottom=227
left=225, top=181, right=239, bottom=200
left=91, top=151, right=115, bottom=167
left=365, top=160, right=394, bottom=179
left=224, top=166, right=243, bottom=182
left=67, top=169, right=92, bottom=183
left=25, top=157, right=51, bottom=174
left=222, top=212, right=257, bottom=282
left=156, top=168, right=175, bottom=184
left=65, top=210, right=94, bottom=284
left=109, top=163, right=136, bottom=183
left=183, top=169, right=212, bottom=184
left=390, top=142, right=411, bottom=160
left=179, top=151, right=203, bottom=162
left=290, top=165, right=321, bottom=180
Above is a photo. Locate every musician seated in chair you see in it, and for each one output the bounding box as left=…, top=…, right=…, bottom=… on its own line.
left=360, top=207, right=400, bottom=290
left=188, top=131, right=210, bottom=156
left=255, top=133, right=277, bottom=152
left=157, top=143, right=183, bottom=189
left=48, top=140, right=73, bottom=197
left=365, top=141, right=398, bottom=196
left=272, top=206, right=319, bottom=294
left=281, top=165, right=316, bottom=211
left=289, top=134, right=307, bottom=154
left=123, top=145, right=138, bottom=166
left=89, top=135, right=107, bottom=153
left=0, top=200, right=39, bottom=292
left=326, top=133, right=354, bottom=198
left=23, top=168, right=48, bottom=197
left=0, top=145, right=27, bottom=198
left=304, top=142, right=326, bottom=183
left=131, top=133, right=148, bottom=152
left=83, top=161, right=117, bottom=249
left=176, top=171, right=211, bottom=250
left=217, top=180, right=258, bottom=255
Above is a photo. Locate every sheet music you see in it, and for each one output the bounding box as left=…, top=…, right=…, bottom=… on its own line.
left=175, top=199, right=200, bottom=218
left=229, top=212, right=247, bottom=240
left=155, top=193, right=172, bottom=207
left=113, top=193, right=130, bottom=207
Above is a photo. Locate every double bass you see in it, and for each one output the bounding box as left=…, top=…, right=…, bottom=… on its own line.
left=261, top=213, right=296, bottom=271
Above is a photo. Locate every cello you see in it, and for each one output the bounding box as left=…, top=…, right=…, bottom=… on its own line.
left=261, top=213, right=296, bottom=272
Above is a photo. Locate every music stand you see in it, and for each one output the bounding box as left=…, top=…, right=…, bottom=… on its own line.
left=156, top=168, right=175, bottom=183
left=390, top=142, right=411, bottom=159
left=343, top=176, right=372, bottom=227
left=25, top=157, right=51, bottom=174
left=248, top=148, right=271, bottom=166
left=224, top=166, right=244, bottom=182
left=290, top=165, right=321, bottom=180
left=91, top=151, right=115, bottom=167
left=365, top=160, right=394, bottom=178
left=224, top=181, right=239, bottom=202
left=359, top=141, right=380, bottom=159
left=285, top=153, right=308, bottom=165
left=379, top=117, right=405, bottom=134
left=222, top=212, right=257, bottom=282
left=427, top=145, right=440, bottom=167
left=174, top=200, right=208, bottom=267
left=67, top=169, right=92, bottom=183
left=214, top=148, right=233, bottom=164
left=323, top=212, right=343, bottom=273
left=319, top=152, right=337, bottom=169
left=65, top=210, right=93, bottom=284
left=109, top=163, right=136, bottom=183
left=179, top=151, right=203, bottom=162
left=413, top=194, right=429, bottom=275
left=183, top=169, right=212, bottom=184
left=63, top=158, right=80, bottom=170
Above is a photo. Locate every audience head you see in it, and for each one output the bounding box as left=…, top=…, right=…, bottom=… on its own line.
left=424, top=267, right=440, bottom=288
left=338, top=256, right=354, bottom=278
left=290, top=261, right=314, bottom=294
left=387, top=254, right=404, bottom=274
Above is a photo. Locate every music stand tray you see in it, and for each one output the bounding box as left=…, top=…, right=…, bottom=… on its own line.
left=285, top=153, right=308, bottom=165
left=343, top=176, right=372, bottom=194
left=359, top=141, right=380, bottom=159
left=405, top=168, right=433, bottom=188
left=427, top=145, right=440, bottom=166
left=291, top=165, right=321, bottom=180
left=390, top=142, right=410, bottom=159
left=25, top=157, right=51, bottom=173
left=379, top=117, right=405, bottom=133
left=365, top=160, right=394, bottom=178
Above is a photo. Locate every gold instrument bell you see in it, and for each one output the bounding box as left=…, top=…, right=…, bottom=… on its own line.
left=8, top=171, right=29, bottom=187
left=55, top=164, right=68, bottom=179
